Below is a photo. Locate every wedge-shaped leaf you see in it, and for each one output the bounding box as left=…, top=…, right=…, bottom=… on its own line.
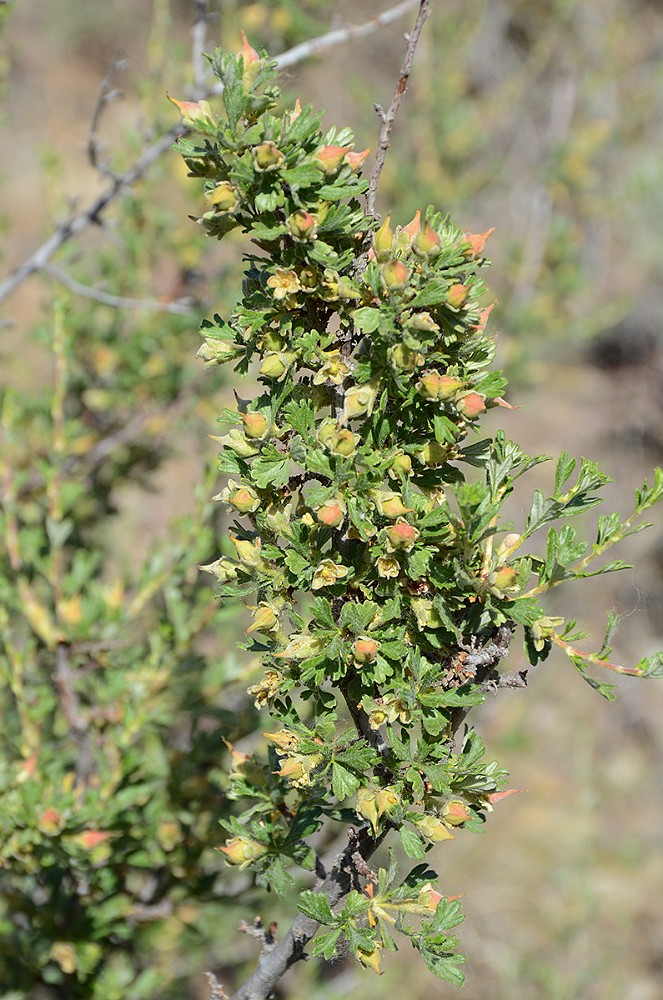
left=297, top=889, right=335, bottom=925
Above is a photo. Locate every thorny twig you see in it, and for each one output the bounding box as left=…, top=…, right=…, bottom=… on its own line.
left=366, top=0, right=432, bottom=216
left=0, top=1, right=420, bottom=306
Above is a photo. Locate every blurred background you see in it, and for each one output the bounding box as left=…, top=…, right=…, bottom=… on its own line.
left=1, top=1, right=663, bottom=998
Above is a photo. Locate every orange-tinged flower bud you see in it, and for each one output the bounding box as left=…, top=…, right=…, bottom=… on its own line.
left=252, top=141, right=285, bottom=172
left=443, top=799, right=472, bottom=826
left=346, top=147, right=370, bottom=172
left=289, top=97, right=302, bottom=122
left=418, top=885, right=445, bottom=911
left=462, top=226, right=495, bottom=259
left=399, top=208, right=421, bottom=239
left=239, top=31, right=261, bottom=86
left=315, top=144, right=351, bottom=175
left=207, top=181, right=239, bottom=212
left=386, top=519, right=420, bottom=551
left=317, top=500, right=346, bottom=528
left=353, top=637, right=380, bottom=664
left=229, top=486, right=260, bottom=513
left=287, top=210, right=318, bottom=242
left=168, top=96, right=215, bottom=126
left=412, top=221, right=441, bottom=258
left=489, top=565, right=520, bottom=595
left=373, top=213, right=395, bottom=261
left=390, top=343, right=423, bottom=372
left=38, top=809, right=64, bottom=836
left=447, top=283, right=470, bottom=310
left=381, top=258, right=410, bottom=292
left=457, top=392, right=486, bottom=419
left=242, top=412, right=269, bottom=439
left=219, top=835, right=268, bottom=867
left=77, top=829, right=112, bottom=850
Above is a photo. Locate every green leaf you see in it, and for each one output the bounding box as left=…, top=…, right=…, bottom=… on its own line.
left=331, top=762, right=360, bottom=799
left=250, top=446, right=290, bottom=488
left=635, top=651, right=663, bottom=678
left=297, top=889, right=335, bottom=925
left=400, top=826, right=427, bottom=860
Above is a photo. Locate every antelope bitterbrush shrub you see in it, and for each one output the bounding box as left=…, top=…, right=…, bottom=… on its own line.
left=173, top=41, right=663, bottom=996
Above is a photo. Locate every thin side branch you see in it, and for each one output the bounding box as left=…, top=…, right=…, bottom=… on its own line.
left=366, top=0, right=432, bottom=216
left=42, top=263, right=194, bottom=315
left=0, top=0, right=420, bottom=306
left=87, top=54, right=128, bottom=179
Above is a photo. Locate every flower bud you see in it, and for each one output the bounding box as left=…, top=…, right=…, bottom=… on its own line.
left=230, top=535, right=265, bottom=569
left=207, top=181, right=239, bottom=212
left=390, top=343, right=423, bottom=372
left=198, top=558, right=238, bottom=584
left=331, top=428, right=359, bottom=458
left=247, top=602, right=280, bottom=634
left=263, top=330, right=286, bottom=352
left=415, top=814, right=456, bottom=842
left=406, top=311, right=439, bottom=333
left=420, top=440, right=449, bottom=466
left=418, top=885, right=445, bottom=912
left=373, top=214, right=395, bottom=261
left=38, top=808, right=64, bottom=836
left=381, top=258, right=410, bottom=292
left=417, top=371, right=465, bottom=401
left=387, top=450, right=413, bottom=479
left=346, top=147, right=370, bottom=172
left=447, top=283, right=470, bottom=310
left=462, top=226, right=495, bottom=259
left=317, top=499, right=346, bottom=528
left=373, top=490, right=414, bottom=519
left=411, top=221, right=441, bottom=258
left=457, top=392, right=486, bottom=419
left=263, top=729, right=300, bottom=752
left=315, top=144, right=351, bottom=175
left=239, top=31, right=261, bottom=87
left=259, top=352, right=296, bottom=379
left=213, top=428, right=260, bottom=458
left=242, top=412, right=269, bottom=439
left=264, top=501, right=293, bottom=536
left=386, top=519, right=420, bottom=551
left=287, top=210, right=318, bottom=242
left=357, top=946, right=383, bottom=975
left=168, top=96, right=215, bottom=126
left=353, top=637, right=380, bottom=665
left=274, top=634, right=324, bottom=660
left=252, top=141, right=285, bottom=172
left=219, top=835, right=268, bottom=867
left=229, top=486, right=260, bottom=514
left=342, top=379, right=379, bottom=421
left=489, top=565, right=520, bottom=596
left=442, top=799, right=472, bottom=826
left=196, top=338, right=244, bottom=366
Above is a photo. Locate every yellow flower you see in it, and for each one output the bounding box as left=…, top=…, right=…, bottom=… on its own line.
left=312, top=559, right=350, bottom=590
left=267, top=268, right=300, bottom=300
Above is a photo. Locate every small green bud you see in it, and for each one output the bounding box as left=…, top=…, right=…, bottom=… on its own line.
left=390, top=343, right=424, bottom=372
left=198, top=558, right=238, bottom=583
left=196, top=338, right=244, bottom=366
left=341, top=378, right=379, bottom=421
left=252, top=141, right=285, bottom=172
left=417, top=371, right=465, bottom=401
left=259, top=352, right=296, bottom=379
left=420, top=440, right=450, bottom=466
left=373, top=490, right=414, bottom=519
left=373, top=213, right=395, bottom=261
left=388, top=450, right=413, bottom=479
left=415, top=814, right=456, bottom=842
left=207, top=181, right=239, bottom=212
left=406, top=310, right=439, bottom=333
left=213, top=429, right=260, bottom=458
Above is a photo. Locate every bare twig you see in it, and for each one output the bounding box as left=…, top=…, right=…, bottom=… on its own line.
left=192, top=1, right=210, bottom=93
left=366, top=0, right=432, bottom=216
left=0, top=1, right=420, bottom=306
left=205, top=972, right=229, bottom=1000
left=88, top=55, right=128, bottom=179
left=42, top=262, right=194, bottom=314
left=272, top=0, right=420, bottom=72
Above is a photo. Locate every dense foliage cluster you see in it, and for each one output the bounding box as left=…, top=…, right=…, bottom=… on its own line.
left=176, top=43, right=663, bottom=986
